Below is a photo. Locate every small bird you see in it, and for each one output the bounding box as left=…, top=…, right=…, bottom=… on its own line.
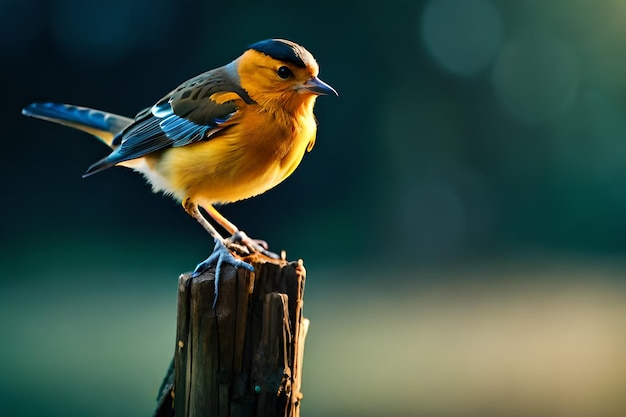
left=22, top=38, right=337, bottom=285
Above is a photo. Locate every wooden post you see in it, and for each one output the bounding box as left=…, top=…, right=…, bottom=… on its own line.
left=155, top=253, right=309, bottom=417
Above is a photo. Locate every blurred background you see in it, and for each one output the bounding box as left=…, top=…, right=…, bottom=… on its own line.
left=2, top=0, right=626, bottom=416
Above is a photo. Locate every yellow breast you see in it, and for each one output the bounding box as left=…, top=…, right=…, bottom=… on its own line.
left=147, top=103, right=317, bottom=205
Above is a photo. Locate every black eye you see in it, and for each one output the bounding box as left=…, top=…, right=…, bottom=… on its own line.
left=277, top=66, right=292, bottom=79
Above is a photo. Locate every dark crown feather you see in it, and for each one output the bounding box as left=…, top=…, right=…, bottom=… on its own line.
left=248, top=39, right=313, bottom=68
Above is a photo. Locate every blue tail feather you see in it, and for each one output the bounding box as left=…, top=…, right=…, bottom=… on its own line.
left=21, top=102, right=133, bottom=136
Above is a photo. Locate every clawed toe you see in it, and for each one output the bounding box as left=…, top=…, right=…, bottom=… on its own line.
left=227, top=231, right=280, bottom=259
left=191, top=230, right=281, bottom=308
left=192, top=239, right=254, bottom=307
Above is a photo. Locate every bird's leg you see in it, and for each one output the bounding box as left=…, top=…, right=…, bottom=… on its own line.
left=204, top=204, right=279, bottom=259
left=182, top=197, right=226, bottom=243
left=203, top=204, right=238, bottom=236
left=183, top=198, right=253, bottom=308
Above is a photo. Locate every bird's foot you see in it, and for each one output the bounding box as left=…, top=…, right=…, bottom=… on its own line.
left=192, top=238, right=254, bottom=307
left=225, top=231, right=281, bottom=260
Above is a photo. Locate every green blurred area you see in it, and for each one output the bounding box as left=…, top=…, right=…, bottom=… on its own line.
left=3, top=0, right=626, bottom=416
left=3, top=255, right=626, bottom=417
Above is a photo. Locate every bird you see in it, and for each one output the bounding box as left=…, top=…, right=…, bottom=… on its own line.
left=22, top=38, right=337, bottom=293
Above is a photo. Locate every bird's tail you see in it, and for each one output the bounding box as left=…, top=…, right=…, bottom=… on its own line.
left=21, top=102, right=134, bottom=148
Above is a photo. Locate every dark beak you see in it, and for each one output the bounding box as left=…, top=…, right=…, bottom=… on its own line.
left=302, top=76, right=338, bottom=96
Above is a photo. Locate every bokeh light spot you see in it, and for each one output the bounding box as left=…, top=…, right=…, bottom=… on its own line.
left=422, top=0, right=502, bottom=76
left=492, top=31, right=580, bottom=124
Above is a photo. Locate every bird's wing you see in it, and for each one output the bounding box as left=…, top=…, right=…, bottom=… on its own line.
left=84, top=66, right=253, bottom=176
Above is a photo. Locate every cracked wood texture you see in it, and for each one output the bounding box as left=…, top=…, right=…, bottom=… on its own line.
left=165, top=254, right=308, bottom=417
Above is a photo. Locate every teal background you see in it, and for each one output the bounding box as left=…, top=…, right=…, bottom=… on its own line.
left=3, top=0, right=626, bottom=416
